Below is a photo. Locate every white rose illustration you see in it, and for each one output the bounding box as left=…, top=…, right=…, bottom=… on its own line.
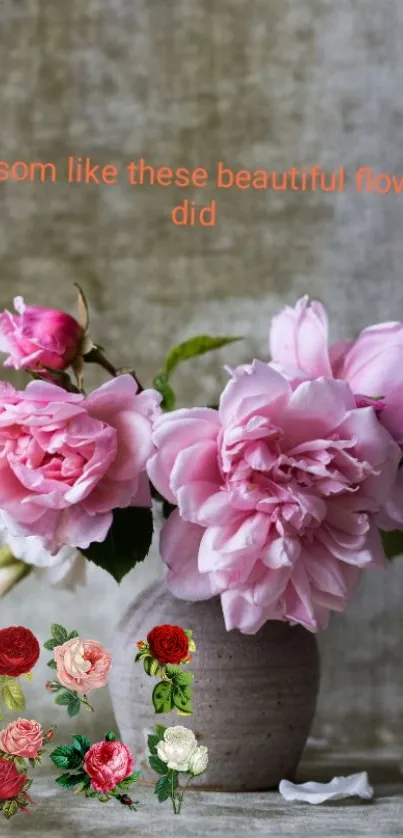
left=156, top=726, right=197, bottom=772
left=188, top=746, right=209, bottom=776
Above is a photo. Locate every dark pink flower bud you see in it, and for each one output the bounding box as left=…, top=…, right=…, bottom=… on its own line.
left=0, top=297, right=83, bottom=371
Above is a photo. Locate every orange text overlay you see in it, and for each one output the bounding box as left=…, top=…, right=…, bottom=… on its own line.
left=0, top=159, right=402, bottom=227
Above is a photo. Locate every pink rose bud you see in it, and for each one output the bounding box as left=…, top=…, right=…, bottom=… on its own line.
left=0, top=296, right=83, bottom=371
left=45, top=681, right=59, bottom=693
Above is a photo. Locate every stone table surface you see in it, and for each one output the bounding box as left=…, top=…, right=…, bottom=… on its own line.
left=4, top=751, right=403, bottom=838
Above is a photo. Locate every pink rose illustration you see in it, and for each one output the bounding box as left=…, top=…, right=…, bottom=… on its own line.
left=149, top=361, right=400, bottom=633
left=0, top=719, right=44, bottom=759
left=0, top=296, right=83, bottom=371
left=0, top=375, right=160, bottom=552
left=84, top=741, right=134, bottom=793
left=54, top=638, right=111, bottom=694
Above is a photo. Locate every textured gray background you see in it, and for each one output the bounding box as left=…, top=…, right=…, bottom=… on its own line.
left=1, top=0, right=403, bottom=787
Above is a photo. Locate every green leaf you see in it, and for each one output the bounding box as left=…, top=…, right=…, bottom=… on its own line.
left=118, top=771, right=140, bottom=789
left=51, top=624, right=69, bottom=644
left=164, top=335, right=242, bottom=378
left=105, top=731, right=117, bottom=742
left=72, top=735, right=90, bottom=755
left=81, top=506, right=153, bottom=583
left=67, top=696, right=81, bottom=717
left=55, top=690, right=81, bottom=717
left=153, top=374, right=176, bottom=411
left=148, top=734, right=160, bottom=756
left=2, top=799, right=18, bottom=819
left=1, top=678, right=25, bottom=712
left=143, top=657, right=161, bottom=677
left=172, top=684, right=192, bottom=714
left=47, top=659, right=57, bottom=670
left=50, top=745, right=83, bottom=770
left=149, top=754, right=168, bottom=775
left=155, top=774, right=172, bottom=802
left=67, top=631, right=79, bottom=640
left=155, top=725, right=167, bottom=739
left=172, top=671, right=193, bottom=687
left=152, top=681, right=174, bottom=714
left=56, top=771, right=88, bottom=789
left=381, top=529, right=403, bottom=559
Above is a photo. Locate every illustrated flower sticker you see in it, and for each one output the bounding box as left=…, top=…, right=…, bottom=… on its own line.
left=148, top=725, right=208, bottom=814
left=0, top=719, right=55, bottom=769
left=44, top=624, right=111, bottom=717
left=135, top=625, right=196, bottom=715
left=50, top=731, right=139, bottom=811
left=0, top=626, right=40, bottom=718
left=0, top=756, right=33, bottom=820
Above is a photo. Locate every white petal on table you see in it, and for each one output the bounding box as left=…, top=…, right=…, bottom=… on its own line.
left=279, top=772, right=374, bottom=804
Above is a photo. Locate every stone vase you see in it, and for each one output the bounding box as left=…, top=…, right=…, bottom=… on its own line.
left=109, top=581, right=320, bottom=792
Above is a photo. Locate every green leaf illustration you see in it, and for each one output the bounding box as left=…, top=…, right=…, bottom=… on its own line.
left=148, top=734, right=160, bottom=756
left=56, top=771, right=88, bottom=789
left=172, top=683, right=192, bottom=714
left=47, top=659, right=57, bottom=670
left=143, top=657, right=161, bottom=677
left=155, top=773, right=175, bottom=802
left=149, top=755, right=168, bottom=775
left=67, top=631, right=79, bottom=640
left=72, top=735, right=90, bottom=755
left=155, top=724, right=167, bottom=739
left=105, top=731, right=117, bottom=742
left=50, top=745, right=83, bottom=770
left=51, top=624, right=69, bottom=644
left=81, top=506, right=153, bottom=583
left=152, top=681, right=174, bottom=714
left=55, top=690, right=81, bottom=717
left=2, top=799, right=18, bottom=819
left=1, top=678, right=25, bottom=712
left=43, top=638, right=60, bottom=651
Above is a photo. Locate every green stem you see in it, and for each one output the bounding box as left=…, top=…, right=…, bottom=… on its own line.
left=171, top=771, right=178, bottom=815
left=80, top=695, right=94, bottom=712
left=176, top=775, right=193, bottom=815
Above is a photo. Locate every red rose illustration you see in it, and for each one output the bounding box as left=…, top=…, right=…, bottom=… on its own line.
left=147, top=625, right=189, bottom=665
left=0, top=758, right=26, bottom=801
left=0, top=626, right=40, bottom=677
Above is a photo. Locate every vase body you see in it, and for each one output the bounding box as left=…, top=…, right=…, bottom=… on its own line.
left=109, top=582, right=320, bottom=792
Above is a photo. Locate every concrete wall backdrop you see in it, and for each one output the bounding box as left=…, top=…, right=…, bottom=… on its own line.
left=1, top=0, right=403, bottom=747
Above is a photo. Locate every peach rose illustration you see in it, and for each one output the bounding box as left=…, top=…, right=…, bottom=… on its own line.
left=0, top=719, right=44, bottom=760
left=54, top=637, right=111, bottom=695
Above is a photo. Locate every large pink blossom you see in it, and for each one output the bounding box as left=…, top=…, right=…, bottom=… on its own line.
left=270, top=295, right=403, bottom=528
left=0, top=375, right=160, bottom=552
left=148, top=362, right=400, bottom=633
left=0, top=297, right=83, bottom=371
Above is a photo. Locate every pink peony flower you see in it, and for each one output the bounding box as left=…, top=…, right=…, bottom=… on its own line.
left=0, top=719, right=44, bottom=759
left=84, top=740, right=134, bottom=793
left=54, top=637, right=111, bottom=694
left=270, top=295, right=403, bottom=528
left=148, top=361, right=400, bottom=633
left=0, top=297, right=83, bottom=371
left=0, top=375, right=160, bottom=552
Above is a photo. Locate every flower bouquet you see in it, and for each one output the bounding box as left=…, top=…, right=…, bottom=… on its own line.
left=1, top=289, right=403, bottom=789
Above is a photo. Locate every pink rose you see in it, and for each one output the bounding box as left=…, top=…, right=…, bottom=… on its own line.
left=84, top=740, right=134, bottom=793
left=148, top=361, right=400, bottom=633
left=270, top=296, right=403, bottom=528
left=0, top=375, right=160, bottom=551
left=0, top=296, right=83, bottom=371
left=0, top=719, right=44, bottom=759
left=54, top=637, right=111, bottom=694
left=270, top=297, right=403, bottom=441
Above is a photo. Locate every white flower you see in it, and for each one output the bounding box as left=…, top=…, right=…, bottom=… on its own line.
left=156, top=726, right=197, bottom=772
left=188, top=745, right=209, bottom=776
left=0, top=526, right=86, bottom=591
